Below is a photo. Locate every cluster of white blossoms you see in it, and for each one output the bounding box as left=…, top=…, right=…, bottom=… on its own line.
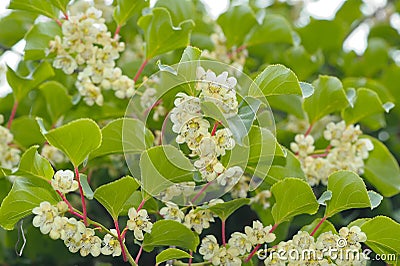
left=140, top=76, right=166, bottom=121
left=49, top=7, right=134, bottom=106
left=169, top=67, right=244, bottom=186
left=199, top=220, right=276, bottom=265
left=41, top=144, right=68, bottom=165
left=0, top=121, right=20, bottom=169
left=127, top=207, right=153, bottom=240
left=290, top=121, right=374, bottom=186
left=51, top=170, right=79, bottom=194
left=201, top=27, right=248, bottom=74
left=263, top=226, right=367, bottom=265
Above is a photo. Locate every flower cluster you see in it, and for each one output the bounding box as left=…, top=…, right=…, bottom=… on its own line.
left=263, top=226, right=367, bottom=265
left=51, top=170, right=79, bottom=194
left=201, top=27, right=248, bottom=74
left=49, top=7, right=134, bottom=106
left=0, top=122, right=20, bottom=169
left=127, top=207, right=153, bottom=240
left=290, top=121, right=374, bottom=186
left=199, top=220, right=276, bottom=265
left=169, top=67, right=243, bottom=185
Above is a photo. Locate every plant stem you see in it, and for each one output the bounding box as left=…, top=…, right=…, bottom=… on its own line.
left=191, top=182, right=212, bottom=203
left=134, top=59, right=149, bottom=82
left=137, top=198, right=146, bottom=212
left=7, top=100, right=18, bottom=129
left=55, top=19, right=62, bottom=26
left=135, top=245, right=143, bottom=264
left=114, top=24, right=121, bottom=39
left=114, top=219, right=128, bottom=262
left=310, top=216, right=327, bottom=237
left=221, top=219, right=226, bottom=246
left=143, top=99, right=163, bottom=116
left=55, top=190, right=84, bottom=219
left=244, top=223, right=279, bottom=263
left=188, top=250, right=193, bottom=266
left=74, top=167, right=88, bottom=226
left=211, top=121, right=220, bottom=136
left=304, top=123, right=313, bottom=136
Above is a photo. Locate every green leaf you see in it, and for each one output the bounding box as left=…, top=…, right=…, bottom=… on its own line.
left=303, top=75, right=348, bottom=123
left=94, top=176, right=140, bottom=219
left=245, top=14, right=293, bottom=46
left=90, top=118, right=153, bottom=159
left=113, top=0, right=148, bottom=26
left=120, top=191, right=159, bottom=215
left=10, top=116, right=45, bottom=148
left=156, top=248, right=192, bottom=265
left=342, top=88, right=385, bottom=124
left=49, top=0, right=69, bottom=13
left=301, top=218, right=337, bottom=238
left=363, top=136, right=400, bottom=197
left=250, top=64, right=302, bottom=97
left=324, top=170, right=371, bottom=217
left=42, top=118, right=102, bottom=167
left=7, top=61, right=55, bottom=102
left=24, top=21, right=62, bottom=60
left=361, top=216, right=400, bottom=264
left=268, top=95, right=305, bottom=118
left=0, top=11, right=37, bottom=48
left=39, top=81, right=72, bottom=124
left=138, top=7, right=194, bottom=59
left=155, top=0, right=195, bottom=25
left=217, top=5, right=257, bottom=48
left=139, top=145, right=194, bottom=196
left=367, top=190, right=383, bottom=210
left=177, top=46, right=201, bottom=81
left=208, top=198, right=250, bottom=221
left=0, top=177, right=59, bottom=230
left=8, top=0, right=60, bottom=19
left=15, top=145, right=54, bottom=180
left=79, top=174, right=94, bottom=200
left=143, top=220, right=199, bottom=252
left=271, top=178, right=319, bottom=224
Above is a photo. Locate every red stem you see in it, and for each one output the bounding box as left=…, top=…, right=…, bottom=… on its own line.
left=114, top=219, right=128, bottom=262
left=137, top=198, right=146, bottom=212
left=188, top=250, right=193, bottom=266
left=304, top=124, right=313, bottom=136
left=310, top=216, right=327, bottom=237
left=311, top=153, right=329, bottom=158
left=113, top=25, right=121, bottom=39
left=74, top=167, right=88, bottom=226
left=55, top=19, right=62, bottom=26
left=222, top=220, right=226, bottom=246
left=121, top=227, right=128, bottom=240
left=143, top=99, right=163, bottom=116
left=191, top=182, right=212, bottom=203
left=135, top=245, right=143, bottom=264
left=63, top=12, right=69, bottom=20
left=211, top=121, right=221, bottom=136
left=55, top=190, right=84, bottom=219
left=244, top=223, right=279, bottom=263
left=133, top=59, right=149, bottom=82
left=7, top=100, right=18, bottom=129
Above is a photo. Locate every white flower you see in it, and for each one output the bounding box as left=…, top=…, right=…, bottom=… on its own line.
left=79, top=228, right=101, bottom=257
left=32, top=201, right=59, bottom=234
left=41, top=144, right=67, bottom=164
left=76, top=78, right=104, bottom=106
left=290, top=134, right=315, bottom=158
left=57, top=201, right=69, bottom=214
left=338, top=226, right=367, bottom=248
left=0, top=126, right=13, bottom=144
left=324, top=121, right=346, bottom=145
left=216, top=166, right=243, bottom=186
left=51, top=170, right=79, bottom=194
left=292, top=231, right=315, bottom=250
left=230, top=175, right=250, bottom=198
left=213, top=128, right=235, bottom=156
left=199, top=235, right=220, bottom=260
left=195, top=157, right=225, bottom=182
left=53, top=54, right=78, bottom=74
left=127, top=208, right=153, bottom=240
left=61, top=217, right=86, bottom=242
left=245, top=221, right=276, bottom=245
left=160, top=202, right=185, bottom=222
left=49, top=216, right=68, bottom=240
left=101, top=229, right=122, bottom=257
left=0, top=147, right=20, bottom=169
left=176, top=117, right=210, bottom=146
left=160, top=182, right=196, bottom=201
left=211, top=246, right=241, bottom=266
left=316, top=231, right=340, bottom=250
left=250, top=190, right=272, bottom=209
left=228, top=232, right=252, bottom=255
left=112, top=75, right=135, bottom=99
left=264, top=251, right=286, bottom=266
left=184, top=209, right=214, bottom=234
left=354, top=138, right=374, bottom=159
